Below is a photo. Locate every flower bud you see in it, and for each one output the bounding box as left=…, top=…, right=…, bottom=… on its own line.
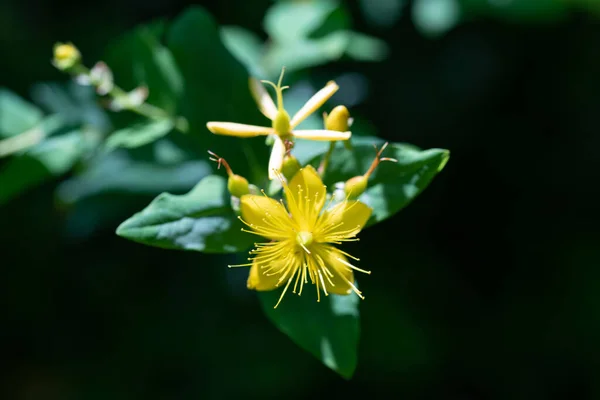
left=325, top=105, right=350, bottom=132
left=281, top=155, right=301, bottom=181
left=227, top=174, right=250, bottom=198
left=53, top=42, right=81, bottom=71
left=344, top=175, right=368, bottom=198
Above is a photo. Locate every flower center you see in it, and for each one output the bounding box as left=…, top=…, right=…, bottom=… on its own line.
left=296, top=231, right=313, bottom=248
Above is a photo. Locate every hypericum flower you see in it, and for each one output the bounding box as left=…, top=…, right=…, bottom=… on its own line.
left=231, top=165, right=372, bottom=308
left=206, top=68, right=352, bottom=180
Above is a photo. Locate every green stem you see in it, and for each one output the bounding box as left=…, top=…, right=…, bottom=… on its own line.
left=71, top=64, right=188, bottom=133
left=318, top=141, right=336, bottom=177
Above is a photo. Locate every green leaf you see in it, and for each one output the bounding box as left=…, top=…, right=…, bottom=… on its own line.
left=30, top=81, right=112, bottom=133
left=220, top=25, right=265, bottom=78
left=264, top=0, right=339, bottom=42
left=0, top=130, right=85, bottom=204
left=263, top=32, right=349, bottom=76
left=166, top=6, right=270, bottom=184
left=0, top=88, right=43, bottom=138
left=105, top=119, right=174, bottom=150
left=259, top=288, right=360, bottom=379
left=104, top=20, right=183, bottom=114
left=313, top=142, right=450, bottom=226
left=344, top=32, right=389, bottom=62
left=116, top=175, right=253, bottom=253
left=56, top=141, right=211, bottom=204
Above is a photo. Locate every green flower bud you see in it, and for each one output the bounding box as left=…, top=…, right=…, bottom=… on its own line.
left=281, top=155, right=301, bottom=181
left=53, top=42, right=81, bottom=71
left=325, top=105, right=350, bottom=132
left=344, top=175, right=368, bottom=198
left=228, top=174, right=250, bottom=198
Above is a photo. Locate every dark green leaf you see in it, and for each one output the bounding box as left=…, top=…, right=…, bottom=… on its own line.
left=220, top=26, right=265, bottom=78
left=313, top=142, right=450, bottom=226
left=105, top=119, right=174, bottom=150
left=104, top=21, right=183, bottom=114
left=0, top=88, right=43, bottom=138
left=259, top=288, right=360, bottom=379
left=166, top=6, right=270, bottom=184
left=116, top=175, right=253, bottom=253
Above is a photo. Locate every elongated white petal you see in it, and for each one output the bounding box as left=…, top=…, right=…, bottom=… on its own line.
left=206, top=122, right=273, bottom=138
left=268, top=135, right=286, bottom=180
left=249, top=77, right=278, bottom=120
left=292, top=129, right=351, bottom=141
left=290, top=81, right=339, bottom=129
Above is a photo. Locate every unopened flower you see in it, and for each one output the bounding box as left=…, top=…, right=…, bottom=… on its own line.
left=344, top=142, right=397, bottom=198
left=208, top=150, right=250, bottom=198
left=207, top=68, right=351, bottom=180
left=52, top=42, right=81, bottom=71
left=232, top=166, right=372, bottom=308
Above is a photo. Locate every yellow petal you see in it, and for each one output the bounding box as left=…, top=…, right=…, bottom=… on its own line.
left=249, top=77, right=277, bottom=120
left=290, top=81, right=339, bottom=129
left=240, top=194, right=294, bottom=240
left=316, top=200, right=372, bottom=240
left=284, top=165, right=326, bottom=230
left=319, top=249, right=356, bottom=295
left=247, top=259, right=282, bottom=291
left=268, top=135, right=286, bottom=180
left=292, top=129, right=351, bottom=141
left=206, top=122, right=273, bottom=137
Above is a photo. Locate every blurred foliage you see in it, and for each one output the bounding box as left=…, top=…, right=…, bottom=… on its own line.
left=2, top=0, right=600, bottom=398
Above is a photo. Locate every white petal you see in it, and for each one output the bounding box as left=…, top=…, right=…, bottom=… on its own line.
left=249, top=77, right=277, bottom=120
left=292, top=129, right=351, bottom=141
left=206, top=122, right=273, bottom=138
left=268, top=136, right=286, bottom=180
left=290, top=81, right=339, bottom=129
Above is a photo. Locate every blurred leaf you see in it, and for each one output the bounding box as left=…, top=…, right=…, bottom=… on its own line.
left=30, top=81, right=112, bottom=133
left=105, top=119, right=174, bottom=150
left=0, top=130, right=85, bottom=204
left=116, top=175, right=253, bottom=253
left=312, top=142, right=450, bottom=225
left=264, top=0, right=339, bottom=42
left=412, top=0, right=461, bottom=38
left=345, top=32, right=389, bottom=62
left=104, top=21, right=183, bottom=114
left=220, top=26, right=265, bottom=78
left=56, top=141, right=210, bottom=204
left=259, top=288, right=360, bottom=379
left=359, top=0, right=405, bottom=27
left=166, top=6, right=270, bottom=184
left=0, top=88, right=43, bottom=138
left=264, top=32, right=348, bottom=76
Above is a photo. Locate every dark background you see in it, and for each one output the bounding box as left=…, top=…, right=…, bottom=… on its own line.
left=2, top=0, right=600, bottom=398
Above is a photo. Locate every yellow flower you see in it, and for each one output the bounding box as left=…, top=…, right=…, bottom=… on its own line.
left=232, top=166, right=372, bottom=308
left=206, top=68, right=351, bottom=180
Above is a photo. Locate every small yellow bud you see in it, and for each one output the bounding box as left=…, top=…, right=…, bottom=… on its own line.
left=344, top=175, right=368, bottom=198
left=228, top=174, right=250, bottom=198
left=53, top=42, right=81, bottom=71
left=281, top=155, right=301, bottom=181
left=325, top=105, right=350, bottom=132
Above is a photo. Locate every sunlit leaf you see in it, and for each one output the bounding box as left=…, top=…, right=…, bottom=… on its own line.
left=311, top=142, right=450, bottom=226
left=116, top=175, right=253, bottom=253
